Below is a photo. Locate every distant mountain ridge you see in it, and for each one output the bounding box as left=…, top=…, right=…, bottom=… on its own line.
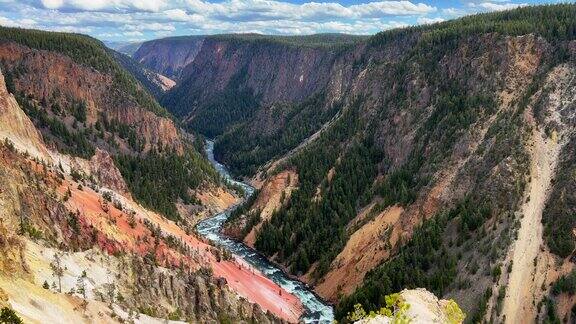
left=132, top=33, right=367, bottom=82
left=104, top=40, right=143, bottom=56
left=110, top=49, right=175, bottom=99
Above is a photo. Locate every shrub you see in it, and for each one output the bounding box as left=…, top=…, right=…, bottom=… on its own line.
left=552, top=270, right=576, bottom=295
left=444, top=300, right=466, bottom=324
left=0, top=307, right=23, bottom=324
left=345, top=293, right=412, bottom=323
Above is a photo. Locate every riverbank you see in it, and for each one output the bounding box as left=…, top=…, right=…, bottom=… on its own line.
left=197, top=140, right=334, bottom=323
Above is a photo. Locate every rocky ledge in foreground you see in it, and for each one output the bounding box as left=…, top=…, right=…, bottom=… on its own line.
left=352, top=289, right=465, bottom=324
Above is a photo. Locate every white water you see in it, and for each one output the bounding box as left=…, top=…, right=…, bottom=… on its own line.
left=196, top=140, right=334, bottom=323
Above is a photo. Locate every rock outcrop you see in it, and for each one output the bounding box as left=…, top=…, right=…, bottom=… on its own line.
left=0, top=133, right=295, bottom=323
left=223, top=170, right=298, bottom=247
left=0, top=69, right=49, bottom=161
left=89, top=148, right=130, bottom=197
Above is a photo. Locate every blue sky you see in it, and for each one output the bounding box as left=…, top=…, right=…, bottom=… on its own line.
left=0, top=0, right=568, bottom=42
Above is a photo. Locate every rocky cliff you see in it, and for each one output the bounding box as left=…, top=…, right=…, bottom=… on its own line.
left=157, top=34, right=363, bottom=140
left=0, top=69, right=48, bottom=161
left=0, top=141, right=287, bottom=323
left=133, top=36, right=205, bottom=80
left=177, top=37, right=337, bottom=104
left=0, top=28, right=305, bottom=323
left=0, top=41, right=183, bottom=155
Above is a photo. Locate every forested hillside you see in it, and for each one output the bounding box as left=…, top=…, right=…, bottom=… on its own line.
left=0, top=75, right=288, bottom=323
left=159, top=34, right=363, bottom=141
left=256, top=2, right=575, bottom=275
left=0, top=26, right=223, bottom=222
left=0, top=27, right=168, bottom=117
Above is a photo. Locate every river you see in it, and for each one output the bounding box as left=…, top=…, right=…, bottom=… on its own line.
left=196, top=140, right=334, bottom=323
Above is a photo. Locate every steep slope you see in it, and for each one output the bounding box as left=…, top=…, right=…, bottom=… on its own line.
left=111, top=49, right=175, bottom=99
left=501, top=119, right=560, bottom=323
left=223, top=169, right=299, bottom=246
left=0, top=70, right=48, bottom=161
left=154, top=34, right=364, bottom=171
left=521, top=63, right=576, bottom=323
left=0, top=143, right=298, bottom=323
left=161, top=37, right=338, bottom=140
left=0, top=27, right=226, bottom=223
left=338, top=11, right=576, bottom=323
left=0, top=40, right=180, bottom=155
left=0, top=27, right=311, bottom=322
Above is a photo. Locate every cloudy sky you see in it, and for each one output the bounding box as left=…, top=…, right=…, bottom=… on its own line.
left=0, top=0, right=567, bottom=42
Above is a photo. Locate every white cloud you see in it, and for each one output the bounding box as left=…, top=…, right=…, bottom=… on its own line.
left=40, top=0, right=64, bottom=9
left=470, top=2, right=528, bottom=11
left=0, top=16, right=16, bottom=26
left=210, top=0, right=436, bottom=20
left=33, top=0, right=436, bottom=19
left=13, top=0, right=437, bottom=39
left=123, top=30, right=143, bottom=36
left=417, top=17, right=444, bottom=25
left=349, top=1, right=436, bottom=17
left=123, top=22, right=175, bottom=31
left=0, top=15, right=37, bottom=27
left=164, top=8, right=190, bottom=21
left=19, top=18, right=37, bottom=25
left=46, top=25, right=93, bottom=33
left=39, top=0, right=169, bottom=12
left=442, top=7, right=468, bottom=17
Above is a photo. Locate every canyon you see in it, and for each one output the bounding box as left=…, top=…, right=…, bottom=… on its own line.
left=1, top=4, right=576, bottom=324
left=135, top=5, right=576, bottom=323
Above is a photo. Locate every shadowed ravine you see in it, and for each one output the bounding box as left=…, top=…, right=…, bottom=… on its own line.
left=196, top=140, right=334, bottom=323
